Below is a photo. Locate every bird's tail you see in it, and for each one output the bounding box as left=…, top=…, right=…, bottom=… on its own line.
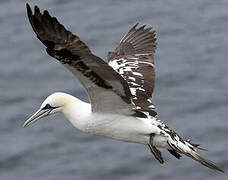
left=167, top=137, right=224, bottom=173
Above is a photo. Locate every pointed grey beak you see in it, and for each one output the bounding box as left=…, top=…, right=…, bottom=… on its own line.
left=23, top=109, right=51, bottom=127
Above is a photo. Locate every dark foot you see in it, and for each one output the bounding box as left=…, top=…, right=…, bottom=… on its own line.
left=167, top=149, right=182, bottom=159
left=148, top=134, right=164, bottom=164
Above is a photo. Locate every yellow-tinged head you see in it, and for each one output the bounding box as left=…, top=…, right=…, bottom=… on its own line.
left=23, top=92, right=78, bottom=127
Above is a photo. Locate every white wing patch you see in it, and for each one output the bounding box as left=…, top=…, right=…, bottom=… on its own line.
left=108, top=24, right=158, bottom=118
left=109, top=58, right=149, bottom=98
left=109, top=57, right=157, bottom=118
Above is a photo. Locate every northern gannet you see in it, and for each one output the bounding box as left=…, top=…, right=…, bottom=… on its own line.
left=23, top=4, right=224, bottom=173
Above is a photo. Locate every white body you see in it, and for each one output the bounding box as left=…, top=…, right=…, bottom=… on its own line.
left=61, top=95, right=169, bottom=147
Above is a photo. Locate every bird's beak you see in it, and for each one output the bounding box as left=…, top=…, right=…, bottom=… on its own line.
left=23, top=109, right=51, bottom=128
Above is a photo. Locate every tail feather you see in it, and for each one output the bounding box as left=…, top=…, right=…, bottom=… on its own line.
left=167, top=140, right=224, bottom=173
left=186, top=151, right=224, bottom=173
left=186, top=139, right=208, bottom=151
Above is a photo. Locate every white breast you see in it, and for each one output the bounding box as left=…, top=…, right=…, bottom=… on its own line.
left=83, top=113, right=153, bottom=144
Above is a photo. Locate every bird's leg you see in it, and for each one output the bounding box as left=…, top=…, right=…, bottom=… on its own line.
left=148, top=133, right=164, bottom=164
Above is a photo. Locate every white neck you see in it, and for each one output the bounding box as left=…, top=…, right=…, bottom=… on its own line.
left=60, top=93, right=92, bottom=131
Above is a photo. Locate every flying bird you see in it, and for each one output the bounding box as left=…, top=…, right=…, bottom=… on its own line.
left=24, top=4, right=224, bottom=172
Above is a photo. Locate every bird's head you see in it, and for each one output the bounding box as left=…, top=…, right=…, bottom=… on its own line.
left=23, top=92, right=71, bottom=127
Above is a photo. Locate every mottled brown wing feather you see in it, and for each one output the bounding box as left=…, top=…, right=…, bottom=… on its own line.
left=108, top=24, right=157, bottom=117
left=26, top=4, right=133, bottom=114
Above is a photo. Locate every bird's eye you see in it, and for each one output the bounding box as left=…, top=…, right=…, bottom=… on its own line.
left=42, top=104, right=52, bottom=110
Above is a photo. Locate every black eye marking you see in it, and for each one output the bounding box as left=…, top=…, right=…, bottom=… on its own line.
left=42, top=104, right=52, bottom=110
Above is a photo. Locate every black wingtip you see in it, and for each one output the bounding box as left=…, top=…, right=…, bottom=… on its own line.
left=43, top=10, right=51, bottom=18
left=26, top=3, right=29, bottom=9
left=26, top=3, right=35, bottom=30
left=26, top=3, right=32, bottom=17
left=34, top=5, right=40, bottom=15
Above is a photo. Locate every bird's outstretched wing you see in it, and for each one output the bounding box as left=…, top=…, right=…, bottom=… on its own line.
left=108, top=24, right=157, bottom=118
left=26, top=4, right=134, bottom=114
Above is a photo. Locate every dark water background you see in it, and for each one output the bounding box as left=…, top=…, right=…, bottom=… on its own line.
left=0, top=0, right=228, bottom=179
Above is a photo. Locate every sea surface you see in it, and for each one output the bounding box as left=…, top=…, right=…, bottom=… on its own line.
left=0, top=0, right=228, bottom=180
